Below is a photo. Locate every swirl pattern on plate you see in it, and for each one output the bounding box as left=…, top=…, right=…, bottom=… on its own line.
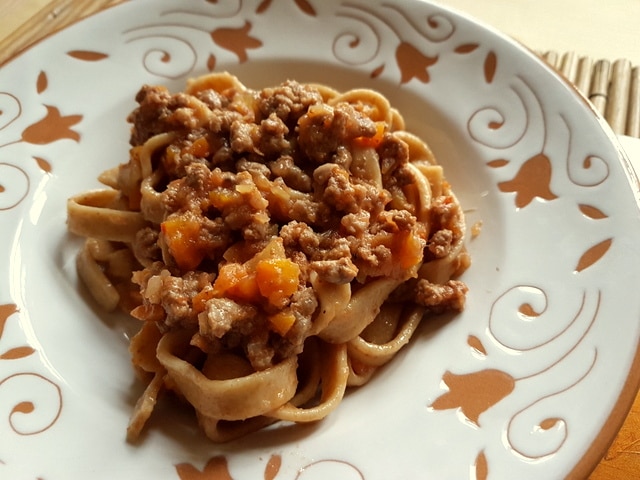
left=0, top=0, right=638, bottom=479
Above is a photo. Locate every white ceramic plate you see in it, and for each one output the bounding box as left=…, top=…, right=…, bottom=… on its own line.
left=2, top=1, right=640, bottom=478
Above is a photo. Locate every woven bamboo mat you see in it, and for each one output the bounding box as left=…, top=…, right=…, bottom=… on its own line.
left=540, top=51, right=640, bottom=138
left=0, top=0, right=125, bottom=67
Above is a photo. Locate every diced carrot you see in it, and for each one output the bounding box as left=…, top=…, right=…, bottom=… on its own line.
left=393, top=230, right=424, bottom=269
left=255, top=258, right=300, bottom=307
left=268, top=311, right=297, bottom=336
left=160, top=217, right=205, bottom=271
left=209, top=188, right=241, bottom=210
left=209, top=239, right=299, bottom=307
left=182, top=137, right=210, bottom=158
left=353, top=122, right=385, bottom=148
left=231, top=272, right=261, bottom=302
left=212, top=263, right=260, bottom=302
left=211, top=263, right=240, bottom=295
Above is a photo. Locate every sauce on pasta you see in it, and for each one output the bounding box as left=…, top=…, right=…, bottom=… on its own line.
left=67, top=72, right=470, bottom=442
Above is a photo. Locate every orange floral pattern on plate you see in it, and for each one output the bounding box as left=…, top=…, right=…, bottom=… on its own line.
left=0, top=1, right=633, bottom=478
left=175, top=455, right=364, bottom=480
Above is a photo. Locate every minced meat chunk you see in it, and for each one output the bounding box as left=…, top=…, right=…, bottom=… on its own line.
left=127, top=77, right=468, bottom=371
left=414, top=279, right=468, bottom=313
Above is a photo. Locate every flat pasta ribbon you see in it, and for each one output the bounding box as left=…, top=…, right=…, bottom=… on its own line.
left=67, top=72, right=470, bottom=443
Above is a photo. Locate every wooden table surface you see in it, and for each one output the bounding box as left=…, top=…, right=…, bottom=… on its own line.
left=1, top=1, right=639, bottom=478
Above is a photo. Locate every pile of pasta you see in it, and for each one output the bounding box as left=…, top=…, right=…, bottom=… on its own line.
left=67, top=72, right=470, bottom=442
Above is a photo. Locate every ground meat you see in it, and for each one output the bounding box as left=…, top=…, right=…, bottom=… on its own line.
left=128, top=86, right=214, bottom=146
left=198, top=217, right=234, bottom=258
left=310, top=257, right=358, bottom=284
left=414, top=279, right=468, bottom=313
left=245, top=329, right=275, bottom=371
left=423, top=195, right=464, bottom=263
left=374, top=209, right=416, bottom=233
left=257, top=79, right=324, bottom=125
left=431, top=195, right=460, bottom=232
left=128, top=85, right=172, bottom=146
left=258, top=113, right=291, bottom=157
left=298, top=103, right=377, bottom=163
left=280, top=221, right=319, bottom=253
left=132, top=227, right=161, bottom=266
left=269, top=155, right=311, bottom=192
left=289, top=287, right=318, bottom=331
left=136, top=269, right=214, bottom=328
left=195, top=88, right=226, bottom=110
left=340, top=210, right=370, bottom=236
left=199, top=298, right=257, bottom=339
left=428, top=229, right=454, bottom=258
left=316, top=163, right=369, bottom=213
left=378, top=133, right=410, bottom=177
left=236, top=158, right=271, bottom=178
left=126, top=77, right=468, bottom=370
left=230, top=119, right=259, bottom=154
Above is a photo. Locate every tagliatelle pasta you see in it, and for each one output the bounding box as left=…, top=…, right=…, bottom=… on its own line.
left=67, top=72, right=470, bottom=442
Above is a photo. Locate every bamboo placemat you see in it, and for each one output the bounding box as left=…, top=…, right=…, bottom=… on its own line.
left=0, top=0, right=125, bottom=66
left=540, top=51, right=640, bottom=138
